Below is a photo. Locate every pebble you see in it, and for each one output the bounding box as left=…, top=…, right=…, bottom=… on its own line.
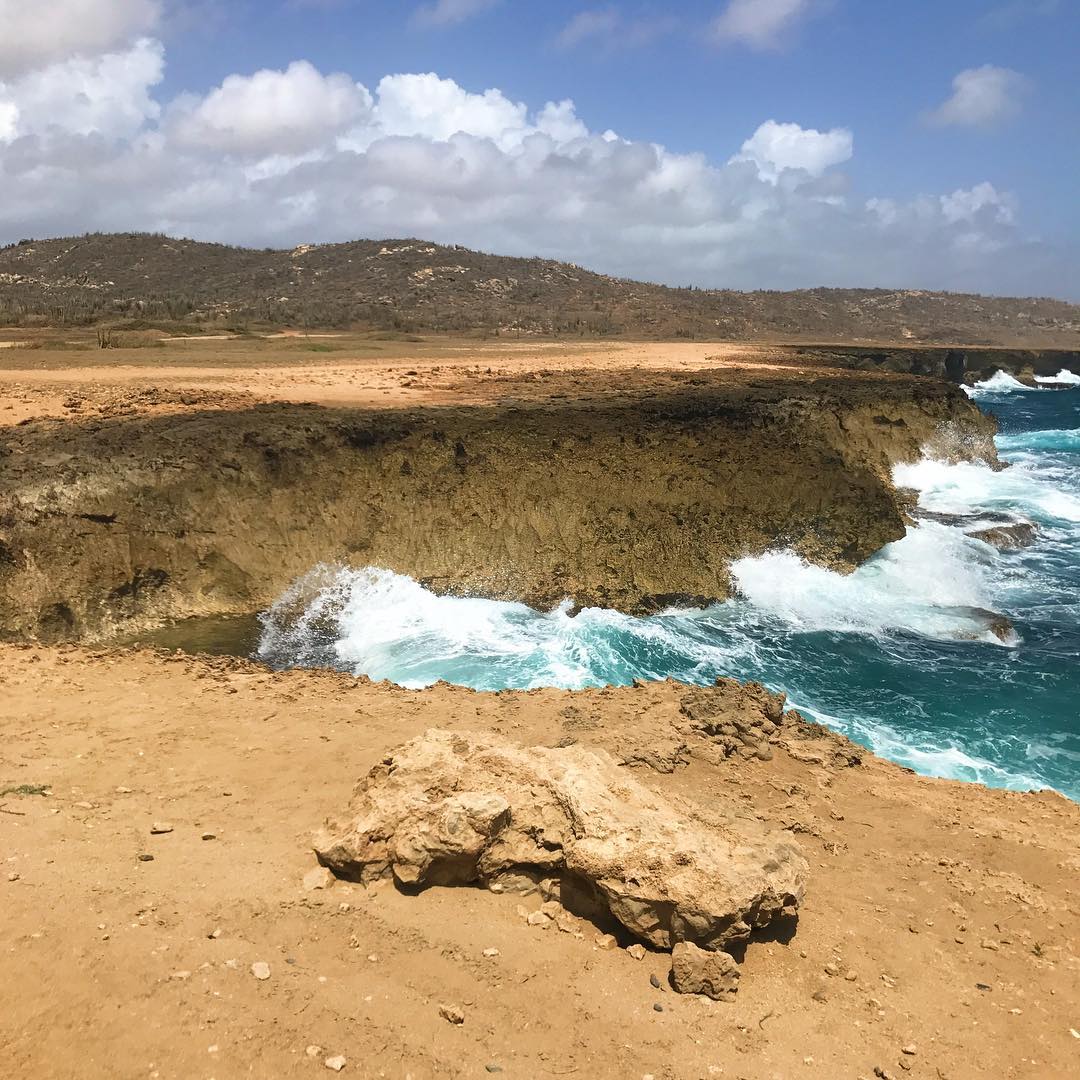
left=824, top=961, right=842, bottom=977
left=901, top=1045, right=917, bottom=1056
left=482, top=948, right=500, bottom=958
left=138, top=854, right=155, bottom=863
left=149, top=823, right=174, bottom=835
left=485, top=1066, right=503, bottom=1074
left=305, top=1045, right=322, bottom=1058
left=845, top=971, right=858, bottom=982
left=980, top=939, right=1000, bottom=951
left=526, top=911, right=551, bottom=927
left=116, top=787, right=133, bottom=794
left=7, top=872, right=19, bottom=882
left=626, top=944, right=647, bottom=961
left=596, top=934, right=617, bottom=950
left=649, top=973, right=661, bottom=989
left=170, top=971, right=191, bottom=980
left=74, top=801, right=94, bottom=810
left=1070, top=1028, right=1080, bottom=1039
left=208, top=928, right=221, bottom=939
left=438, top=1003, right=465, bottom=1025
left=811, top=989, right=828, bottom=1003
left=201, top=832, right=216, bottom=841
left=653, top=1003, right=664, bottom=1013
left=251, top=961, right=271, bottom=981
left=324, top=1055, right=346, bottom=1072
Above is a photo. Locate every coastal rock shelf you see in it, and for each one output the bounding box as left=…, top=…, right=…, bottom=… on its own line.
left=0, top=368, right=993, bottom=641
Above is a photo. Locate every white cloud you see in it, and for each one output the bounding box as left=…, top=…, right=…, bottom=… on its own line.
left=558, top=8, right=621, bottom=48
left=926, top=65, right=1027, bottom=128
left=0, top=38, right=164, bottom=143
left=170, top=61, right=372, bottom=157
left=0, top=40, right=1068, bottom=298
left=413, top=0, right=500, bottom=27
left=734, top=119, right=852, bottom=181
left=0, top=0, right=160, bottom=79
left=712, top=0, right=813, bottom=49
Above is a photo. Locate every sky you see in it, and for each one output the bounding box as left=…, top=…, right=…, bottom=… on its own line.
left=0, top=0, right=1078, bottom=298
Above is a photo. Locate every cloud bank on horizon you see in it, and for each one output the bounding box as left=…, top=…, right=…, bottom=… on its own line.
left=0, top=0, right=1073, bottom=298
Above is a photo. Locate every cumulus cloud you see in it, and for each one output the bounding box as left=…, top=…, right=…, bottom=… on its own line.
left=413, top=0, right=500, bottom=27
left=0, top=0, right=160, bottom=79
left=556, top=7, right=677, bottom=51
left=170, top=61, right=372, bottom=157
left=926, top=65, right=1028, bottom=128
left=734, top=119, right=853, bottom=181
left=712, top=0, right=814, bottom=49
left=558, top=8, right=621, bottom=48
left=0, top=28, right=1068, bottom=297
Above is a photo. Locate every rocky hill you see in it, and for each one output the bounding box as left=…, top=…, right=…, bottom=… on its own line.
left=1, top=232, right=1078, bottom=344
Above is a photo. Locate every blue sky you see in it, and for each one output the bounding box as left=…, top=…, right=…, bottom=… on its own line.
left=1, top=0, right=1078, bottom=297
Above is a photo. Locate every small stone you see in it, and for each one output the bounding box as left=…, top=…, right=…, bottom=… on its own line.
left=670, top=941, right=739, bottom=1001
left=824, top=961, right=842, bottom=976
left=812, top=989, right=828, bottom=1003
left=596, top=934, right=617, bottom=950
left=540, top=900, right=562, bottom=918
left=626, top=944, right=647, bottom=961
left=138, top=853, right=154, bottom=863
left=1070, top=1028, right=1080, bottom=1039
left=901, top=1045, right=916, bottom=1056
left=74, top=801, right=94, bottom=810
left=116, top=786, right=133, bottom=794
left=653, top=1002, right=664, bottom=1012
left=251, top=961, right=271, bottom=981
left=976, top=982, right=991, bottom=991
left=324, top=1055, right=347, bottom=1071
left=201, top=832, right=216, bottom=841
left=650, top=973, right=661, bottom=989
left=366, top=954, right=379, bottom=963
left=149, top=823, right=174, bottom=835
left=898, top=1061, right=912, bottom=1073
left=306, top=1046, right=322, bottom=1058
left=170, top=970, right=191, bottom=980
left=208, top=928, right=221, bottom=939
left=7, top=872, right=19, bottom=882
left=874, top=1069, right=895, bottom=1080
left=303, top=866, right=334, bottom=892
left=482, top=948, right=500, bottom=958
left=845, top=971, right=858, bottom=982
left=485, top=1066, right=503, bottom=1074
left=527, top=911, right=551, bottom=927
left=438, top=1003, right=465, bottom=1025
left=980, top=939, right=1000, bottom=951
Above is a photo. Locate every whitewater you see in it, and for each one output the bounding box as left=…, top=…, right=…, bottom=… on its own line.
left=258, top=373, right=1080, bottom=800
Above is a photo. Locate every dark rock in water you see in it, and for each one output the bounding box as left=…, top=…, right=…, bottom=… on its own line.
left=953, top=608, right=1017, bottom=644
left=913, top=508, right=1014, bottom=528
left=967, top=523, right=1038, bottom=551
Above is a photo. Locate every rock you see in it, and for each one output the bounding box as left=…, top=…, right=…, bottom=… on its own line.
left=201, top=832, right=217, bottom=841
left=670, top=941, right=740, bottom=1002
left=596, top=934, right=617, bottom=950
left=305, top=1046, right=322, bottom=1058
left=812, top=989, right=828, bottom=1003
left=149, top=822, right=174, bottom=835
left=901, top=1045, right=917, bottom=1056
left=824, top=961, right=842, bottom=976
left=485, top=1066, right=503, bottom=1074
left=324, top=1055, right=347, bottom=1071
left=649, top=973, right=661, bottom=989
left=438, top=1003, right=465, bottom=1025
left=482, top=947, right=500, bottom=958
left=627, top=944, right=647, bottom=961
left=967, top=523, right=1037, bottom=550
left=314, top=729, right=806, bottom=951
left=251, top=961, right=271, bottom=980
left=527, top=911, right=551, bottom=927
left=74, top=801, right=94, bottom=810
left=7, top=872, right=19, bottom=882
left=303, top=866, right=334, bottom=892
left=138, top=853, right=154, bottom=862
left=653, top=1002, right=663, bottom=1012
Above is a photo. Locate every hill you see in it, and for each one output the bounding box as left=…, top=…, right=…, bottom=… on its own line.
left=1, top=232, right=1077, bottom=345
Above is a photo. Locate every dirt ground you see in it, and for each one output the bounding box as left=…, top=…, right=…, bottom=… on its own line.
left=0, top=333, right=803, bottom=426
left=1, top=646, right=1078, bottom=1080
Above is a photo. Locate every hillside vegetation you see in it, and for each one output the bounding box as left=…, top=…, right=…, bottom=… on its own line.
left=1, top=232, right=1077, bottom=344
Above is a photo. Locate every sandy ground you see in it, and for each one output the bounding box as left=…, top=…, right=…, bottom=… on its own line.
left=0, top=335, right=800, bottom=426
left=2, top=646, right=1078, bottom=1080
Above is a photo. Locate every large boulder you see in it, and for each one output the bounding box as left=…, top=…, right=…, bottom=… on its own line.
left=314, top=729, right=806, bottom=951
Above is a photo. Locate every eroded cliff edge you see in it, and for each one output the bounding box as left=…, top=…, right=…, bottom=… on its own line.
left=0, top=369, right=995, bottom=641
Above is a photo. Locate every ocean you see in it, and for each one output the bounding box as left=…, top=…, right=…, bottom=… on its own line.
left=257, top=372, right=1080, bottom=801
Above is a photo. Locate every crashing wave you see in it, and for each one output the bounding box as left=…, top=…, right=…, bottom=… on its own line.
left=1033, top=369, right=1080, bottom=386
left=962, top=370, right=1038, bottom=397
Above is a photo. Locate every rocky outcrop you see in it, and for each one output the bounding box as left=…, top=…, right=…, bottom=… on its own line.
left=314, top=728, right=807, bottom=952
left=0, top=370, right=995, bottom=641
left=968, top=523, right=1038, bottom=550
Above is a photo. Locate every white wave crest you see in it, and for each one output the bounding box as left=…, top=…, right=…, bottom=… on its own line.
left=1033, top=369, right=1080, bottom=386
left=730, top=523, right=1013, bottom=644
left=894, top=456, right=1080, bottom=522
left=962, top=370, right=1039, bottom=397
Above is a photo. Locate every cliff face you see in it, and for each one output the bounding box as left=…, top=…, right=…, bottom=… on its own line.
left=0, top=370, right=994, bottom=641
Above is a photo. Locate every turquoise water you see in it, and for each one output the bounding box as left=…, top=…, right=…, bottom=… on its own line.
left=258, top=374, right=1080, bottom=800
